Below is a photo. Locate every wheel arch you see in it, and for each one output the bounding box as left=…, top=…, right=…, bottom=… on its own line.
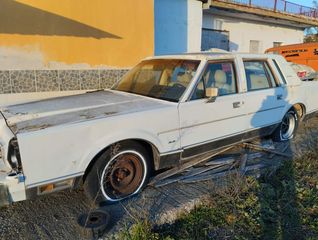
left=291, top=102, right=306, bottom=121
left=272, top=102, right=303, bottom=142
left=82, top=138, right=160, bottom=183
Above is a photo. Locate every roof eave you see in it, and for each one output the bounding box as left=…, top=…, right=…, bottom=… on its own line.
left=208, top=1, right=318, bottom=28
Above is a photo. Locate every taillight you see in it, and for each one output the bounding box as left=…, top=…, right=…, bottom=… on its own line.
left=297, top=71, right=307, bottom=78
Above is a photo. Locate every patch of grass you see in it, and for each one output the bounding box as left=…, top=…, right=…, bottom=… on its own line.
left=294, top=151, right=318, bottom=238
left=118, top=219, right=173, bottom=240
left=157, top=149, right=318, bottom=240
left=158, top=174, right=261, bottom=240
left=118, top=220, right=159, bottom=240
left=119, top=142, right=318, bottom=240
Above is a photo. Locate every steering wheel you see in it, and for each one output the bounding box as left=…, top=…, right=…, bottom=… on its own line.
left=172, top=82, right=186, bottom=89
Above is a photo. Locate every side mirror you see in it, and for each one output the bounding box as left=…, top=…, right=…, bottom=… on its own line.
left=206, top=87, right=218, bottom=103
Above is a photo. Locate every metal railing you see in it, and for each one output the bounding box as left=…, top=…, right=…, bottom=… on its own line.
left=214, top=0, right=318, bottom=18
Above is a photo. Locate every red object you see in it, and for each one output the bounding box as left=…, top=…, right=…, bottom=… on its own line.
left=297, top=71, right=307, bottom=78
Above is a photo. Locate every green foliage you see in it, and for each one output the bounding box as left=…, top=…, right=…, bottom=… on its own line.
left=119, top=220, right=161, bottom=240
left=158, top=176, right=262, bottom=240
left=304, top=34, right=318, bottom=43
left=158, top=151, right=318, bottom=240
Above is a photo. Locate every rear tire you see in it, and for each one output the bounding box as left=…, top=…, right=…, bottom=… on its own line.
left=272, top=109, right=298, bottom=142
left=83, top=141, right=151, bottom=205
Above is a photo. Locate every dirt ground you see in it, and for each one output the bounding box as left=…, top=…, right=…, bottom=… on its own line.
left=0, top=116, right=317, bottom=240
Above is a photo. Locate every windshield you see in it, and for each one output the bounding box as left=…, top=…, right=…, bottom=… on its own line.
left=112, top=59, right=200, bottom=102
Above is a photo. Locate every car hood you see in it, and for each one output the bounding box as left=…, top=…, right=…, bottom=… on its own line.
left=0, top=90, right=169, bottom=134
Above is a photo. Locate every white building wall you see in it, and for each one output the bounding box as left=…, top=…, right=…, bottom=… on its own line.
left=187, top=0, right=203, bottom=52
left=203, top=13, right=304, bottom=53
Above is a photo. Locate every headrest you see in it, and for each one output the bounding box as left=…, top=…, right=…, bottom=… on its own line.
left=214, top=70, right=227, bottom=85
left=249, top=74, right=268, bottom=89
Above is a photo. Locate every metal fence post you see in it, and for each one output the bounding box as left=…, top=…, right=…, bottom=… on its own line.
left=274, top=0, right=277, bottom=11
left=284, top=1, right=287, bottom=11
left=249, top=0, right=252, bottom=6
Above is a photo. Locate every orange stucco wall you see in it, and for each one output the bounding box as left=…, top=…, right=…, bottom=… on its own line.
left=0, top=0, right=154, bottom=68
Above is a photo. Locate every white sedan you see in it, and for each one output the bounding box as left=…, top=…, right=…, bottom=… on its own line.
left=1, top=52, right=318, bottom=206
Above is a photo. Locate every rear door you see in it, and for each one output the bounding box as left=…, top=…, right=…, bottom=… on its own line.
left=242, top=59, right=288, bottom=139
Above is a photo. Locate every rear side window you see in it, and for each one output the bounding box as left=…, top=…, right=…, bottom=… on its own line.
left=244, top=61, right=277, bottom=91
left=264, top=62, right=277, bottom=87
left=272, top=59, right=287, bottom=84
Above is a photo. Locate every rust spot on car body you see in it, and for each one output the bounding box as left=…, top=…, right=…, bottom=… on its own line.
left=19, top=124, right=53, bottom=132
left=0, top=90, right=168, bottom=134
left=104, top=112, right=117, bottom=116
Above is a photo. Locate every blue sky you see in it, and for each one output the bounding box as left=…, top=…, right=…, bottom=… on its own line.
left=288, top=0, right=314, bottom=8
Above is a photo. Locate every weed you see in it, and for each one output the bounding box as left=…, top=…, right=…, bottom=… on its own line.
left=119, top=220, right=170, bottom=240
left=118, top=137, right=318, bottom=240
left=156, top=151, right=318, bottom=239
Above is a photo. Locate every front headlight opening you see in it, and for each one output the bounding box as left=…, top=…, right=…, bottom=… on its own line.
left=8, top=138, right=22, bottom=171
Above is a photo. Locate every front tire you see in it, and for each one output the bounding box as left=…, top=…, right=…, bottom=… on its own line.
left=84, top=141, right=151, bottom=204
left=272, top=109, right=298, bottom=142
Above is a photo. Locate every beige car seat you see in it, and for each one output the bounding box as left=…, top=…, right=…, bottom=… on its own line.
left=214, top=70, right=232, bottom=95
left=249, top=74, right=269, bottom=90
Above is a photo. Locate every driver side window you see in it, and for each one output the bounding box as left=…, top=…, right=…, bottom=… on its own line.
left=191, top=61, right=238, bottom=100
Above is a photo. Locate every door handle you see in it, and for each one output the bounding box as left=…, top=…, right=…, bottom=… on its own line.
left=233, top=101, right=241, bottom=108
left=277, top=94, right=283, bottom=100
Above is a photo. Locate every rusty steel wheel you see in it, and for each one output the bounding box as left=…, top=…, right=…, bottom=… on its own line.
left=83, top=141, right=151, bottom=204
left=100, top=150, right=147, bottom=201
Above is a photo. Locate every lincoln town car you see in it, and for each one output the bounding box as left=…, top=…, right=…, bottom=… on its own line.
left=1, top=52, right=318, bottom=206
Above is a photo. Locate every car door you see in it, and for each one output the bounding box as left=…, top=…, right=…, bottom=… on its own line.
left=178, top=60, right=247, bottom=159
left=242, top=59, right=288, bottom=139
